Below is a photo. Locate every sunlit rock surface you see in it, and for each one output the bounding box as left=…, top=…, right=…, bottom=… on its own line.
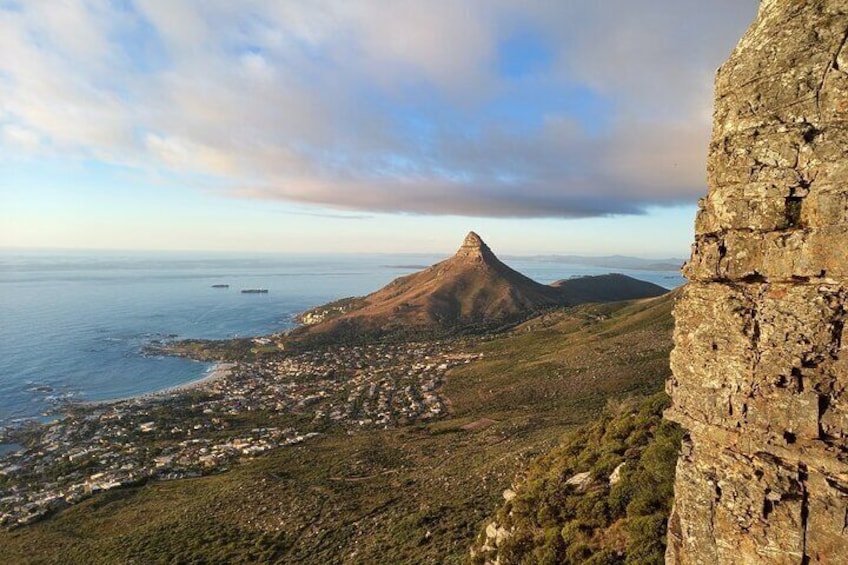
left=666, top=1, right=848, bottom=563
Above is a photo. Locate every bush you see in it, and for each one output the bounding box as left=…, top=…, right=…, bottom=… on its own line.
left=624, top=513, right=668, bottom=564
left=473, top=392, right=683, bottom=565
left=585, top=548, right=625, bottom=565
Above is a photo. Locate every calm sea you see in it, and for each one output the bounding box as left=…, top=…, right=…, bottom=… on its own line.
left=0, top=250, right=685, bottom=427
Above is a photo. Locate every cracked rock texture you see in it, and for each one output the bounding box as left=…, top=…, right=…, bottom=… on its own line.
left=666, top=1, right=848, bottom=564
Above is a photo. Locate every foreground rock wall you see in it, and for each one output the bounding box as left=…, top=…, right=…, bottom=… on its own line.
left=666, top=1, right=848, bottom=563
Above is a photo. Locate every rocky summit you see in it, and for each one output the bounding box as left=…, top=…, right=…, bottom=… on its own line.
left=453, top=231, right=496, bottom=262
left=666, top=1, right=848, bottom=563
left=290, top=232, right=666, bottom=344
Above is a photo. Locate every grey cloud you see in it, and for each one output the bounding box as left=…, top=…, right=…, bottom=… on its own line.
left=237, top=179, right=648, bottom=219
left=279, top=209, right=373, bottom=221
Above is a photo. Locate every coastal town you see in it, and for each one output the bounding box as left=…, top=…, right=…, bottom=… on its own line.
left=0, top=339, right=482, bottom=529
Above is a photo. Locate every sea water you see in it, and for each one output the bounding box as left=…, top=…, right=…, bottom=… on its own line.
left=0, top=249, right=684, bottom=426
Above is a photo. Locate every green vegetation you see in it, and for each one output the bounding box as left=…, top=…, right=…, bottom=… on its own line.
left=470, top=393, right=683, bottom=565
left=0, top=294, right=678, bottom=564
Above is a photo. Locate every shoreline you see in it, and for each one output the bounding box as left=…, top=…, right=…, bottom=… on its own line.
left=158, top=362, right=235, bottom=395
left=76, top=362, right=236, bottom=409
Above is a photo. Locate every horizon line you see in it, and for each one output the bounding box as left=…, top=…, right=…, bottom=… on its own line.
left=0, top=245, right=687, bottom=262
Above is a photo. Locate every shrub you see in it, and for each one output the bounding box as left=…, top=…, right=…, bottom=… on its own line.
left=474, top=392, right=683, bottom=565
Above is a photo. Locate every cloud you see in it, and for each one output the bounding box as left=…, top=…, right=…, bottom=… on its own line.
left=2, top=124, right=41, bottom=151
left=0, top=0, right=758, bottom=218
left=279, top=209, right=373, bottom=221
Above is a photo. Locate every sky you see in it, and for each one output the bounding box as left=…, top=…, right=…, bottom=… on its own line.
left=0, top=1, right=759, bottom=257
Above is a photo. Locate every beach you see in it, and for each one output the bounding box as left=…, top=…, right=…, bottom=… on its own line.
left=158, top=362, right=236, bottom=395
left=77, top=362, right=236, bottom=408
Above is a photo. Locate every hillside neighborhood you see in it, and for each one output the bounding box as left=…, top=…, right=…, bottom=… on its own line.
left=0, top=340, right=482, bottom=528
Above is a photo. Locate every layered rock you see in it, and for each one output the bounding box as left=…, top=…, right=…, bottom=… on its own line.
left=454, top=231, right=498, bottom=262
left=666, top=1, right=848, bottom=563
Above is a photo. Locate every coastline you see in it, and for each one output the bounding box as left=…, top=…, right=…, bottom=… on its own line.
left=76, top=362, right=236, bottom=408
left=158, top=362, right=235, bottom=395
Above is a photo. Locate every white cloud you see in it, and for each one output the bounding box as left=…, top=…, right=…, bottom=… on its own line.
left=0, top=0, right=758, bottom=217
left=2, top=124, right=41, bottom=150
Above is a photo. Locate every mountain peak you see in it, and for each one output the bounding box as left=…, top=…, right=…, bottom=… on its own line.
left=463, top=231, right=485, bottom=248
left=291, top=230, right=670, bottom=346
left=455, top=231, right=493, bottom=261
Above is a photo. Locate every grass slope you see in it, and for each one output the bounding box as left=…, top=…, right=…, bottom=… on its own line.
left=470, top=393, right=683, bottom=565
left=0, top=293, right=676, bottom=564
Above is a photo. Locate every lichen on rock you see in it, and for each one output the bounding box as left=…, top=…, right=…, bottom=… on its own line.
left=666, top=1, right=848, bottom=563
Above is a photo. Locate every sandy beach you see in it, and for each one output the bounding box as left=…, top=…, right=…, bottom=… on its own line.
left=158, top=362, right=235, bottom=395
left=77, top=362, right=236, bottom=408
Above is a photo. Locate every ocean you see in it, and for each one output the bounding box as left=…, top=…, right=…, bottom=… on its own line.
left=0, top=249, right=685, bottom=427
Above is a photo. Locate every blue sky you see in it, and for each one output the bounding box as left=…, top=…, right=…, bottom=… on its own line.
left=0, top=1, right=758, bottom=256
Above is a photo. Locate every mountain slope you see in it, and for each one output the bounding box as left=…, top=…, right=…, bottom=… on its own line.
left=291, top=233, right=670, bottom=345
left=470, top=393, right=682, bottom=565
left=359, top=232, right=562, bottom=321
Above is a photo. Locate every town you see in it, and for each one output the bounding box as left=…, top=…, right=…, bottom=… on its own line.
left=0, top=340, right=482, bottom=529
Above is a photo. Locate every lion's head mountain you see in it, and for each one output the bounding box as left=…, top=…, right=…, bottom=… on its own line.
left=290, top=231, right=667, bottom=344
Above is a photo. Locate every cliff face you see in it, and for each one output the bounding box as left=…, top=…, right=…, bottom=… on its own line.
left=666, top=1, right=848, bottom=563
